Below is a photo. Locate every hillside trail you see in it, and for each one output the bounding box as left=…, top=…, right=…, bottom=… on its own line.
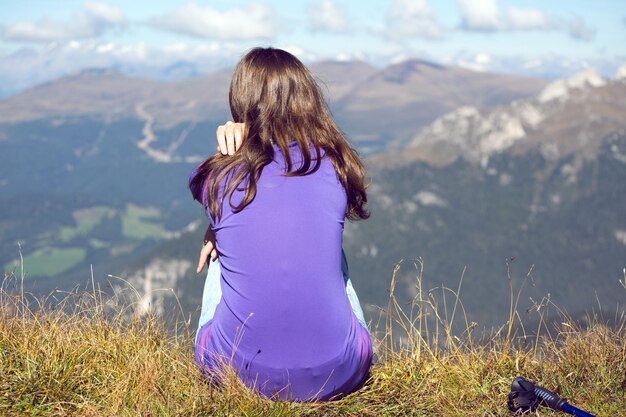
left=135, top=101, right=196, bottom=163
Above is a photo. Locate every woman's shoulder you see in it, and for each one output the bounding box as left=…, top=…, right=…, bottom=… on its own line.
left=271, top=140, right=330, bottom=166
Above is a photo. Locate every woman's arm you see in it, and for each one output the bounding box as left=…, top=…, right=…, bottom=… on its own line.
left=196, top=122, right=246, bottom=273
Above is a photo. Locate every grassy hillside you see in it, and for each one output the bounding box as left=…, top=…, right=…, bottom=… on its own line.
left=1, top=260, right=624, bottom=417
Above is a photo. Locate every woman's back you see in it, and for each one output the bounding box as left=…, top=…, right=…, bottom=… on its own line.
left=196, top=141, right=372, bottom=400
left=190, top=46, right=372, bottom=400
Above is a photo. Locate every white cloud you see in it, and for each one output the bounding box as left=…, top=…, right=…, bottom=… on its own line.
left=308, top=0, right=349, bottom=33
left=458, top=0, right=501, bottom=31
left=456, top=52, right=492, bottom=72
left=274, top=44, right=318, bottom=62
left=385, top=0, right=443, bottom=40
left=447, top=50, right=623, bottom=80
left=150, top=3, right=277, bottom=41
left=458, top=0, right=550, bottom=32
left=0, top=40, right=244, bottom=96
left=334, top=50, right=367, bottom=62
left=507, top=7, right=549, bottom=30
left=82, top=1, right=125, bottom=25
left=0, top=1, right=126, bottom=43
left=1, top=40, right=624, bottom=98
left=457, top=1, right=595, bottom=41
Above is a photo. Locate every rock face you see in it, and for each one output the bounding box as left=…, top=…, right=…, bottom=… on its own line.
left=537, top=69, right=606, bottom=103
left=121, top=258, right=193, bottom=317
left=351, top=66, right=626, bottom=328
left=369, top=69, right=626, bottom=167
left=346, top=135, right=626, bottom=329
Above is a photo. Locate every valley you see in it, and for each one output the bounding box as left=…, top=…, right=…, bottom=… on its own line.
left=1, top=60, right=624, bottom=332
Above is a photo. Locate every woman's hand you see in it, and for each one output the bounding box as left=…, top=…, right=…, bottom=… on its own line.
left=216, top=121, right=246, bottom=155
left=197, top=226, right=218, bottom=273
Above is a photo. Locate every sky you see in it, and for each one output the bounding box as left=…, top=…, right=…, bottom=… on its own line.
left=0, top=0, right=625, bottom=95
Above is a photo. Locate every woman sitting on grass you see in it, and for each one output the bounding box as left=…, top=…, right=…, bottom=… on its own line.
left=188, top=47, right=372, bottom=401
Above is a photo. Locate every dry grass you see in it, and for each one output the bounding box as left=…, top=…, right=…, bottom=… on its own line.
left=1, top=256, right=625, bottom=417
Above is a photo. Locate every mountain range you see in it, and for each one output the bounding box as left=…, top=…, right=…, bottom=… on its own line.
left=1, top=59, right=624, bottom=332
left=0, top=59, right=546, bottom=155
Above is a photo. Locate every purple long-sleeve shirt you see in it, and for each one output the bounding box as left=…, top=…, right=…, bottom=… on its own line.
left=190, top=141, right=372, bottom=401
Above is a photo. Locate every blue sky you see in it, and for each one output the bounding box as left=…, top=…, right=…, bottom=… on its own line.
left=0, top=0, right=625, bottom=95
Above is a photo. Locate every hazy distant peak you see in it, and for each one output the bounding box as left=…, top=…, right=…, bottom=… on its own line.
left=62, top=67, right=129, bottom=82
left=311, top=59, right=374, bottom=68
left=538, top=69, right=606, bottom=103
left=380, top=59, right=447, bottom=83
left=389, top=58, right=446, bottom=69
left=79, top=67, right=122, bottom=76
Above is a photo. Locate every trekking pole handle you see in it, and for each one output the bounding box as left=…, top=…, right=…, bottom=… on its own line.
left=534, top=382, right=596, bottom=417
left=508, top=377, right=596, bottom=417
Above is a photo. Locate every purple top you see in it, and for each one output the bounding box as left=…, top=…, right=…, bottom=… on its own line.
left=190, top=141, right=372, bottom=401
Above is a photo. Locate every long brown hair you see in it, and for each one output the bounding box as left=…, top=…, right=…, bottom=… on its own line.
left=189, top=47, right=369, bottom=222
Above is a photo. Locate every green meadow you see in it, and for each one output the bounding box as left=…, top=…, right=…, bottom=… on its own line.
left=59, top=206, right=110, bottom=242
left=121, top=203, right=168, bottom=239
left=4, top=247, right=86, bottom=277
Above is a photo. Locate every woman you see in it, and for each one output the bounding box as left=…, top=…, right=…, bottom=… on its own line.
left=188, top=47, right=372, bottom=401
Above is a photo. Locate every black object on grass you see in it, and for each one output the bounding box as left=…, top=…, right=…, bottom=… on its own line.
left=507, top=376, right=596, bottom=417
